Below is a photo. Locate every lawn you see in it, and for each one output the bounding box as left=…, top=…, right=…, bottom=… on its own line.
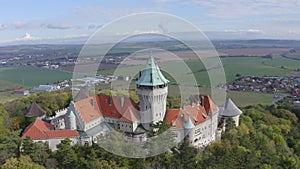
left=0, top=66, right=72, bottom=87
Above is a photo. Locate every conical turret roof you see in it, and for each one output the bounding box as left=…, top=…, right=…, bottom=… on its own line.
left=184, top=116, right=195, bottom=129
left=220, top=98, right=242, bottom=117
left=25, top=101, right=46, bottom=118
left=68, top=111, right=75, bottom=118
left=136, top=56, right=169, bottom=86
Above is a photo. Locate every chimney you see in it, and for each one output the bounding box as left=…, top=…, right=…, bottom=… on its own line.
left=109, top=96, right=112, bottom=106
left=139, top=71, right=142, bottom=78
left=150, top=73, right=153, bottom=83
left=121, top=96, right=124, bottom=108
left=91, top=98, right=95, bottom=107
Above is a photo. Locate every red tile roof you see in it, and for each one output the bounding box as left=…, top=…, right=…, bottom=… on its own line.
left=165, top=95, right=218, bottom=129
left=22, top=118, right=79, bottom=139
left=75, top=97, right=102, bottom=123
left=96, top=95, right=139, bottom=122
left=14, top=89, right=25, bottom=92
left=203, top=96, right=218, bottom=113
left=120, top=106, right=139, bottom=122
left=74, top=95, right=140, bottom=123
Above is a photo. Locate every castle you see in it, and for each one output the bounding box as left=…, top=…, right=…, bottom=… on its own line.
left=21, top=56, right=242, bottom=150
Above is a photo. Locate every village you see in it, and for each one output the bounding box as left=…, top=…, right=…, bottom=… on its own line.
left=223, top=75, right=300, bottom=97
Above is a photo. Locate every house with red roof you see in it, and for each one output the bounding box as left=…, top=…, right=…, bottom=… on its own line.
left=21, top=118, right=79, bottom=151
left=14, top=89, right=29, bottom=96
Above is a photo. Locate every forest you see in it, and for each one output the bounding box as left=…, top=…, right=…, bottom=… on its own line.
left=0, top=91, right=300, bottom=169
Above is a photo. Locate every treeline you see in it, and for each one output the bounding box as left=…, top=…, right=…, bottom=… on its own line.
left=0, top=91, right=72, bottom=168
left=1, top=91, right=300, bottom=168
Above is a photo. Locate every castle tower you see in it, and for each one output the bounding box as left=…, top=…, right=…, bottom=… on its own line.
left=136, top=56, right=169, bottom=130
left=219, top=98, right=243, bottom=131
left=68, top=111, right=77, bottom=130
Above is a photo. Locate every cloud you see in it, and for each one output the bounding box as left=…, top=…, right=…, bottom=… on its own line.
left=247, top=29, right=264, bottom=33
left=16, top=33, right=40, bottom=41
left=72, top=6, right=169, bottom=21
left=0, top=33, right=90, bottom=45
left=116, top=30, right=161, bottom=36
left=186, top=0, right=300, bottom=19
left=13, top=21, right=29, bottom=29
left=87, top=24, right=102, bottom=29
left=42, top=23, right=77, bottom=29
left=224, top=29, right=265, bottom=34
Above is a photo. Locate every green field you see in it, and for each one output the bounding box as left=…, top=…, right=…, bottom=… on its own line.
left=167, top=85, right=275, bottom=107
left=97, top=56, right=296, bottom=107
left=99, top=56, right=300, bottom=87
left=1, top=56, right=296, bottom=106
left=0, top=66, right=72, bottom=87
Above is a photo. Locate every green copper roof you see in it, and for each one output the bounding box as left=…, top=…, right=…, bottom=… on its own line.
left=184, top=117, right=195, bottom=129
left=68, top=111, right=75, bottom=118
left=136, top=56, right=169, bottom=86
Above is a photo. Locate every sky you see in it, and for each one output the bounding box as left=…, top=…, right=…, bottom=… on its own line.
left=1, top=0, right=300, bottom=45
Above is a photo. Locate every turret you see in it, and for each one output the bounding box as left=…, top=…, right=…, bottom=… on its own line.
left=136, top=56, right=169, bottom=130
left=68, top=111, right=77, bottom=130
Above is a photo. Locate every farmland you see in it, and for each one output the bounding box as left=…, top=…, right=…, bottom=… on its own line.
left=98, top=55, right=300, bottom=87
left=0, top=66, right=72, bottom=87
left=0, top=55, right=297, bottom=106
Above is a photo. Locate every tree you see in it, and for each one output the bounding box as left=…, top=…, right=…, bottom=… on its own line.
left=55, top=138, right=78, bottom=169
left=1, top=155, right=45, bottom=169
left=225, top=117, right=236, bottom=131
left=91, top=160, right=128, bottom=169
left=173, top=141, right=196, bottom=169
left=21, top=137, right=51, bottom=166
left=0, top=131, right=21, bottom=164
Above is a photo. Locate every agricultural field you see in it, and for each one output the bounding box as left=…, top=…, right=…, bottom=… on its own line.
left=167, top=85, right=274, bottom=107
left=0, top=66, right=72, bottom=87
left=98, top=55, right=300, bottom=86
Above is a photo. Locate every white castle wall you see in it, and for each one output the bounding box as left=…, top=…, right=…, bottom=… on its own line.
left=33, top=137, right=79, bottom=151
left=138, top=86, right=168, bottom=130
